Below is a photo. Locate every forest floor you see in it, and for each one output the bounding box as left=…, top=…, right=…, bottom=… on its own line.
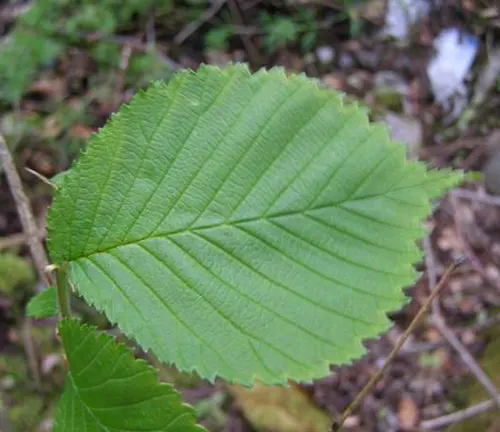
left=0, top=1, right=499, bottom=431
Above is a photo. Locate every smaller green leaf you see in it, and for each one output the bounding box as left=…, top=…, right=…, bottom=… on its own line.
left=26, top=286, right=58, bottom=318
left=55, top=319, right=205, bottom=432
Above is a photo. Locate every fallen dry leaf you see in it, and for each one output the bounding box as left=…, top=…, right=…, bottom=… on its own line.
left=70, top=123, right=96, bottom=140
left=29, top=77, right=66, bottom=100
left=437, top=226, right=463, bottom=253
left=41, top=117, right=62, bottom=139
left=228, top=382, right=331, bottom=432
left=322, top=73, right=346, bottom=91
left=398, top=396, right=419, bottom=430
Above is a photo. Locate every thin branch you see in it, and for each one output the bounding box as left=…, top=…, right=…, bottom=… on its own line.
left=155, top=51, right=182, bottom=71
left=21, top=24, right=181, bottom=71
left=452, top=188, right=500, bottom=207
left=420, top=399, right=495, bottom=430
left=114, top=44, right=133, bottom=108
left=228, top=0, right=261, bottom=68
left=332, top=259, right=462, bottom=431
left=310, top=0, right=382, bottom=25
left=174, top=0, right=227, bottom=45
left=0, top=391, right=13, bottom=432
left=399, top=340, right=444, bottom=355
left=425, top=237, right=500, bottom=408
left=449, top=194, right=500, bottom=292
left=0, top=133, right=52, bottom=287
left=83, top=33, right=182, bottom=71
left=0, top=133, right=46, bottom=390
left=146, top=9, right=156, bottom=47
left=21, top=317, right=41, bottom=390
left=0, top=233, right=27, bottom=251
left=24, top=167, right=56, bottom=188
left=229, top=16, right=343, bottom=37
left=240, top=0, right=263, bottom=10
left=432, top=316, right=500, bottom=407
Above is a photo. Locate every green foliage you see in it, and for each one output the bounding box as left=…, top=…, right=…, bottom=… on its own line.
left=259, top=9, right=319, bottom=53
left=26, top=286, right=58, bottom=318
left=0, top=254, right=35, bottom=295
left=260, top=12, right=299, bottom=52
left=55, top=319, right=204, bottom=431
left=47, top=64, right=461, bottom=389
left=0, top=32, right=62, bottom=103
left=205, top=26, right=234, bottom=51
left=0, top=0, right=172, bottom=103
left=8, top=395, right=44, bottom=432
left=126, top=51, right=174, bottom=89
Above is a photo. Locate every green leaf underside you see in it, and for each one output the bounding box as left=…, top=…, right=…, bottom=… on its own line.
left=51, top=170, right=70, bottom=188
left=55, top=320, right=204, bottom=432
left=48, top=64, right=461, bottom=385
left=26, top=286, right=58, bottom=318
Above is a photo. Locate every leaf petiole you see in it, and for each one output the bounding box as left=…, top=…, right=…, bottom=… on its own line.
left=56, top=263, right=71, bottom=318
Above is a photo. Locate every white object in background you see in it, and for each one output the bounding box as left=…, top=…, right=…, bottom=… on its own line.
left=316, top=46, right=335, bottom=64
left=384, top=113, right=423, bottom=159
left=383, top=0, right=431, bottom=40
left=427, top=28, right=479, bottom=104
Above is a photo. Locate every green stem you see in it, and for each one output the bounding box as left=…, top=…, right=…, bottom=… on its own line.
left=56, top=264, right=71, bottom=319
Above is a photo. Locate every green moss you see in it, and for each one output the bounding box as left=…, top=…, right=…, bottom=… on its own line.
left=8, top=396, right=44, bottom=432
left=447, top=324, right=500, bottom=431
left=0, top=254, right=35, bottom=295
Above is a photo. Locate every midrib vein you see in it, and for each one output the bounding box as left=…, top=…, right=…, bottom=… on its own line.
left=69, top=180, right=423, bottom=262
left=69, top=202, right=344, bottom=261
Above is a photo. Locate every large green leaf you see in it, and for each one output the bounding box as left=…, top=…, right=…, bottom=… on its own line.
left=47, top=64, right=461, bottom=385
left=55, top=319, right=204, bottom=431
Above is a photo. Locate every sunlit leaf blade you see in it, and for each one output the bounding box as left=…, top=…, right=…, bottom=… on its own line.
left=26, top=286, right=58, bottom=318
left=54, top=319, right=204, bottom=432
left=47, top=64, right=462, bottom=385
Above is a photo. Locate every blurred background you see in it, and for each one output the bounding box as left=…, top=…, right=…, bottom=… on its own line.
left=0, top=1, right=499, bottom=431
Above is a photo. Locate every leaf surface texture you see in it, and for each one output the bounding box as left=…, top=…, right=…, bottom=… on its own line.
left=48, top=65, right=461, bottom=384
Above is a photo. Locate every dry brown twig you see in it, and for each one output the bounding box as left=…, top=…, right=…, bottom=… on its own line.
left=24, top=167, right=56, bottom=188
left=0, top=232, right=27, bottom=251
left=452, top=188, right=500, bottom=207
left=0, top=133, right=52, bottom=287
left=332, top=258, right=463, bottom=431
left=0, top=391, right=13, bottom=432
left=449, top=194, right=500, bottom=292
left=85, top=33, right=181, bottom=71
left=21, top=317, right=41, bottom=390
left=0, top=132, right=49, bottom=389
left=174, top=0, right=227, bottom=45
left=420, top=399, right=496, bottom=430
left=228, top=0, right=262, bottom=68
left=114, top=44, right=133, bottom=108
left=25, top=24, right=182, bottom=71
left=423, top=236, right=500, bottom=428
left=432, top=315, right=500, bottom=407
